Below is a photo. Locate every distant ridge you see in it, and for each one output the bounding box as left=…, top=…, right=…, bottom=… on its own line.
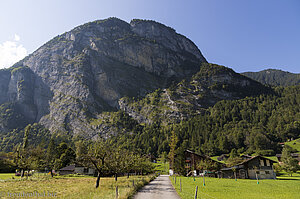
left=242, top=69, right=300, bottom=86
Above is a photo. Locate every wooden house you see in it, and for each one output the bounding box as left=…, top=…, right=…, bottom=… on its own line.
left=221, top=156, right=277, bottom=179
left=184, top=150, right=223, bottom=176
left=59, top=164, right=95, bottom=176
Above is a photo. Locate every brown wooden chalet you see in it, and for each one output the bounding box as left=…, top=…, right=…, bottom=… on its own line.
left=184, top=150, right=223, bottom=176
left=221, top=156, right=277, bottom=179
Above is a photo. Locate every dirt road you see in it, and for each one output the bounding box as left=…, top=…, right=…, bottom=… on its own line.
left=133, top=175, right=181, bottom=199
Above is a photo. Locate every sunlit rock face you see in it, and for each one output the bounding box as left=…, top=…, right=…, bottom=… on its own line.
left=0, top=17, right=206, bottom=136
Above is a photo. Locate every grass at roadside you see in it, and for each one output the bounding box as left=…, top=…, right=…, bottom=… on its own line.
left=170, top=174, right=300, bottom=199
left=0, top=174, right=155, bottom=199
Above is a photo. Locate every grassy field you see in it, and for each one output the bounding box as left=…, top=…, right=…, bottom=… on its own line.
left=0, top=173, right=154, bottom=199
left=170, top=174, right=300, bottom=199
left=0, top=173, right=20, bottom=180
left=285, top=138, right=300, bottom=152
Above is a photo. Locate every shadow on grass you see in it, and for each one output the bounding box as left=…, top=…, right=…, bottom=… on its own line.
left=276, top=178, right=300, bottom=181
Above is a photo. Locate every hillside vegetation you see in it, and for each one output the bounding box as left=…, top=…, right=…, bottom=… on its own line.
left=109, top=77, right=300, bottom=157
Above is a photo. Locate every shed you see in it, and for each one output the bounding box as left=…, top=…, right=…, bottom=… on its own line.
left=59, top=164, right=95, bottom=176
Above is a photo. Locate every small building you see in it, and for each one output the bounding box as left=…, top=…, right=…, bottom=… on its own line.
left=221, top=156, right=277, bottom=179
left=276, top=153, right=300, bottom=165
left=59, top=164, right=95, bottom=176
left=184, top=150, right=223, bottom=176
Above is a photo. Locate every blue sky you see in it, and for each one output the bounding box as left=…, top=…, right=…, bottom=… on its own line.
left=0, top=0, right=299, bottom=72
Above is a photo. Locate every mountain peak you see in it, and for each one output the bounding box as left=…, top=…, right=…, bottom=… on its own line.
left=0, top=18, right=207, bottom=135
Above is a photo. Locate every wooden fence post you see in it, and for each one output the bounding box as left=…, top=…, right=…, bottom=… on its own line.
left=194, top=185, right=198, bottom=199
left=235, top=171, right=237, bottom=181
left=180, top=178, right=182, bottom=192
left=116, top=186, right=118, bottom=199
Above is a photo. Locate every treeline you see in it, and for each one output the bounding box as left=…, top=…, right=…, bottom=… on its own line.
left=0, top=124, right=154, bottom=188
left=111, top=85, right=300, bottom=157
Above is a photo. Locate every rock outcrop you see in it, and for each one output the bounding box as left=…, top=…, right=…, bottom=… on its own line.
left=119, top=63, right=272, bottom=125
left=0, top=17, right=206, bottom=135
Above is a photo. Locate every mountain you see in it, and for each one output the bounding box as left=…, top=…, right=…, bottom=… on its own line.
left=0, top=18, right=274, bottom=152
left=119, top=63, right=271, bottom=125
left=242, top=69, right=300, bottom=86
left=0, top=17, right=206, bottom=136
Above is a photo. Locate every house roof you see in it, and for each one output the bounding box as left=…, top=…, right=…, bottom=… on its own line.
left=60, top=165, right=75, bottom=171
left=221, top=165, right=244, bottom=171
left=240, top=154, right=252, bottom=159
left=185, top=150, right=225, bottom=165
left=237, top=155, right=277, bottom=166
left=59, top=163, right=85, bottom=171
left=276, top=153, right=299, bottom=158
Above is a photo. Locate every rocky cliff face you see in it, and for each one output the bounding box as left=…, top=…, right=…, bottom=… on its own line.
left=119, top=63, right=271, bottom=125
left=0, top=17, right=206, bottom=135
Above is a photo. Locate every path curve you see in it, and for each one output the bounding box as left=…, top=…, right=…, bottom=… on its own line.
left=133, top=175, right=181, bottom=199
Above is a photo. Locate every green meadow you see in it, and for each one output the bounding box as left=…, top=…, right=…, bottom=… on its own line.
left=170, top=174, right=300, bottom=199
left=285, top=138, right=300, bottom=152
left=0, top=173, right=154, bottom=199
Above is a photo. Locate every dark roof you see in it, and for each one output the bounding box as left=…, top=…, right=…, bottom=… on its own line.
left=238, top=156, right=277, bottom=166
left=185, top=150, right=209, bottom=158
left=60, top=165, right=75, bottom=171
left=185, top=150, right=225, bottom=165
left=59, top=164, right=84, bottom=171
left=221, top=165, right=244, bottom=171
left=276, top=153, right=299, bottom=158
left=240, top=154, right=253, bottom=158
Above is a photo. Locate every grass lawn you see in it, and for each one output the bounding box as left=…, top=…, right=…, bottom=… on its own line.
left=0, top=174, right=154, bottom=199
left=170, top=175, right=300, bottom=199
left=285, top=138, right=300, bottom=152
left=0, top=173, right=20, bottom=180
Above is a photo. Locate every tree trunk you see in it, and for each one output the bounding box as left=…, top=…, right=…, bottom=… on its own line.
left=127, top=172, right=130, bottom=178
left=21, top=169, right=24, bottom=178
left=115, top=173, right=118, bottom=181
left=50, top=169, right=54, bottom=178
left=95, top=173, right=101, bottom=188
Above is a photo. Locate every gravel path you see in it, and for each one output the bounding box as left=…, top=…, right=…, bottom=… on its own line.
left=133, top=175, right=181, bottom=199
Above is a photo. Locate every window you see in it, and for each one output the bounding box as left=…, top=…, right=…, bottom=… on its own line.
left=266, top=160, right=270, bottom=166
left=265, top=171, right=270, bottom=174
left=256, top=171, right=260, bottom=174
left=260, top=159, right=264, bottom=166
